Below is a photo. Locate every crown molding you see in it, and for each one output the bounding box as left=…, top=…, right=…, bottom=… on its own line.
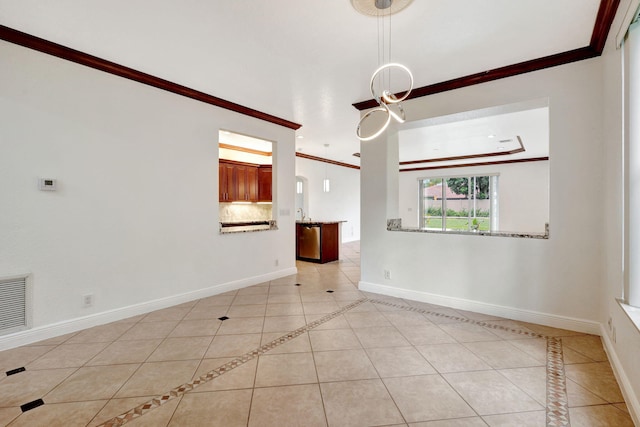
left=353, top=0, right=620, bottom=111
left=0, top=25, right=302, bottom=131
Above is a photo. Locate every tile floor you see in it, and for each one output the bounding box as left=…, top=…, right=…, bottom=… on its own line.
left=0, top=241, right=635, bottom=426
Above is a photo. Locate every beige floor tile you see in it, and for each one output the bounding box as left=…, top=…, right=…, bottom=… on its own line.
left=254, top=352, right=317, bottom=387
left=516, top=322, right=584, bottom=337
left=462, top=341, right=542, bottom=369
left=0, top=345, right=56, bottom=373
left=115, top=360, right=200, bottom=398
left=193, top=294, right=235, bottom=308
left=496, top=367, right=546, bottom=405
left=65, top=322, right=134, bottom=343
left=303, top=301, right=340, bottom=314
left=396, top=324, right=458, bottom=346
left=117, top=321, right=180, bottom=341
left=366, top=347, right=436, bottom=377
left=353, top=326, right=411, bottom=348
left=305, top=313, right=351, bottom=330
left=331, top=290, right=364, bottom=301
left=564, top=362, right=625, bottom=403
left=314, top=349, right=379, bottom=382
left=87, top=339, right=162, bottom=366
left=508, top=338, right=594, bottom=365
left=237, top=285, right=269, bottom=295
left=27, top=342, right=109, bottom=369
left=0, top=368, right=75, bottom=407
left=409, top=418, right=487, bottom=426
left=140, top=307, right=190, bottom=322
left=146, top=336, right=212, bottom=362
left=382, top=310, right=434, bottom=327
left=205, top=333, right=262, bottom=358
left=444, top=370, right=543, bottom=415
left=8, top=400, right=107, bottom=427
left=614, top=402, right=630, bottom=413
left=262, top=315, right=307, bottom=333
left=191, top=357, right=257, bottom=392
left=345, top=311, right=392, bottom=328
left=45, top=364, right=139, bottom=403
left=226, top=304, right=267, bottom=317
left=479, top=320, right=537, bottom=340
left=216, top=317, right=264, bottom=335
left=122, top=396, right=182, bottom=427
left=265, top=303, right=304, bottom=316
left=86, top=395, right=156, bottom=427
left=301, top=291, right=336, bottom=302
left=233, top=294, right=268, bottom=305
left=309, top=329, right=362, bottom=351
left=27, top=332, right=78, bottom=346
left=384, top=375, right=476, bottom=423
left=168, top=389, right=252, bottom=427
left=168, top=318, right=221, bottom=337
left=182, top=306, right=228, bottom=321
left=561, top=335, right=608, bottom=361
left=415, top=343, right=491, bottom=373
left=268, top=293, right=302, bottom=304
left=481, top=410, right=546, bottom=426
left=566, top=378, right=608, bottom=407
left=261, top=331, right=312, bottom=354
left=249, top=384, right=327, bottom=427
left=438, top=323, right=502, bottom=343
left=320, top=379, right=405, bottom=427
left=0, top=407, right=21, bottom=425
left=569, top=404, right=635, bottom=426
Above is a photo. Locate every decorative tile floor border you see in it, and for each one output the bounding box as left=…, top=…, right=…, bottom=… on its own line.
left=98, top=298, right=368, bottom=426
left=99, top=297, right=571, bottom=427
left=369, top=298, right=571, bottom=427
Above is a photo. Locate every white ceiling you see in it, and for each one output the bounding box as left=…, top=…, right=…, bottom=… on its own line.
left=0, top=0, right=601, bottom=166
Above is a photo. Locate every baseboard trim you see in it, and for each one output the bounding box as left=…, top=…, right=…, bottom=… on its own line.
left=358, top=281, right=601, bottom=335
left=600, top=324, right=640, bottom=426
left=0, top=267, right=297, bottom=351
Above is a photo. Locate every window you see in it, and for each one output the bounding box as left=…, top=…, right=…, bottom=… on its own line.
left=419, top=175, right=498, bottom=232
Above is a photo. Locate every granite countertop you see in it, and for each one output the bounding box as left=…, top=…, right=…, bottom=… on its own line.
left=295, top=220, right=346, bottom=225
left=219, top=220, right=277, bottom=234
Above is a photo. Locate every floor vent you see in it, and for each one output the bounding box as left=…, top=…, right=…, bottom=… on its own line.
left=0, top=276, right=28, bottom=336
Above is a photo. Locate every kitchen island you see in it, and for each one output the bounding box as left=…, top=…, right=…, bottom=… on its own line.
left=296, top=221, right=344, bottom=263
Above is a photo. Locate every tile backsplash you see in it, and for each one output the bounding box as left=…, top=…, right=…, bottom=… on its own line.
left=219, top=203, right=272, bottom=222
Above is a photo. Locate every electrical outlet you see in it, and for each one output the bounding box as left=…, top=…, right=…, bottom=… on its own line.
left=607, top=316, right=612, bottom=331
left=275, top=259, right=279, bottom=266
left=384, top=270, right=391, bottom=280
left=82, top=294, right=94, bottom=308
left=612, top=326, right=617, bottom=343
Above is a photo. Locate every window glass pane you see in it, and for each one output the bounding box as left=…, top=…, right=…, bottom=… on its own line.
left=445, top=177, right=470, bottom=231
left=422, top=178, right=443, bottom=230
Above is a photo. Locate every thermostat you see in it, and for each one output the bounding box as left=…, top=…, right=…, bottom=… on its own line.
left=39, top=178, right=57, bottom=191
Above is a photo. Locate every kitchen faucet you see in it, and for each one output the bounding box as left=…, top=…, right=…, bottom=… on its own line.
left=297, top=208, right=306, bottom=222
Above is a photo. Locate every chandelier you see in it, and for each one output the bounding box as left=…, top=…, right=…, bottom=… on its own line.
left=353, top=0, right=414, bottom=141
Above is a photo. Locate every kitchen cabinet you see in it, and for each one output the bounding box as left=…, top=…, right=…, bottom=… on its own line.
left=296, top=221, right=342, bottom=263
left=219, top=160, right=269, bottom=202
left=258, top=166, right=272, bottom=202
left=219, top=161, right=236, bottom=202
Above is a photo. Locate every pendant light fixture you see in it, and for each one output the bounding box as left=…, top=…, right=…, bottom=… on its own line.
left=353, top=0, right=414, bottom=141
left=323, top=144, right=331, bottom=192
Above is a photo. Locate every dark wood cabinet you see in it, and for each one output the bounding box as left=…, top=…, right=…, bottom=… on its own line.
left=219, top=160, right=270, bottom=203
left=219, top=161, right=236, bottom=202
left=258, top=166, right=272, bottom=202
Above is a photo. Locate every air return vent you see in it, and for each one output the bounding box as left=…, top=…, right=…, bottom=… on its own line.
left=0, top=276, right=28, bottom=336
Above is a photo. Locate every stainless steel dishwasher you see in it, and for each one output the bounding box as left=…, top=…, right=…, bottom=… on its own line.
left=298, top=224, right=321, bottom=260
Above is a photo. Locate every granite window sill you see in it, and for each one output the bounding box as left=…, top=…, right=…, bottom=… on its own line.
left=386, top=218, right=549, bottom=239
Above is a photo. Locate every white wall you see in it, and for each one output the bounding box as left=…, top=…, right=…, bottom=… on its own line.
left=601, top=0, right=640, bottom=420
left=398, top=162, right=549, bottom=233
left=0, top=40, right=297, bottom=345
left=361, top=56, right=605, bottom=330
left=295, top=156, right=360, bottom=242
